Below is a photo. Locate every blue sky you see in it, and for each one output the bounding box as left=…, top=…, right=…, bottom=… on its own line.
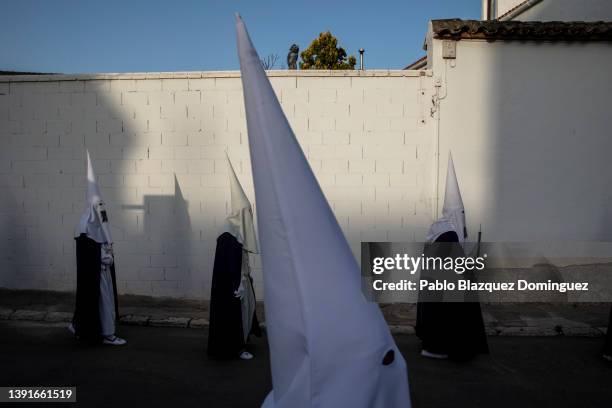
left=1, top=0, right=479, bottom=73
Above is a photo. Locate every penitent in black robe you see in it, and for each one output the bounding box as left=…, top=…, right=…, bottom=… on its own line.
left=415, top=231, right=489, bottom=361
left=207, top=232, right=261, bottom=358
left=72, top=234, right=119, bottom=343
left=605, top=307, right=612, bottom=357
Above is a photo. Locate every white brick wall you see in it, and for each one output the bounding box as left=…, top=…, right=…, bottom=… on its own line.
left=0, top=70, right=434, bottom=299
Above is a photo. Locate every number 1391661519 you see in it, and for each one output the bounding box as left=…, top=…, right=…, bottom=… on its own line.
left=1, top=387, right=76, bottom=402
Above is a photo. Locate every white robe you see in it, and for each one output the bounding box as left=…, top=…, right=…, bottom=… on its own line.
left=99, top=244, right=116, bottom=337
left=238, top=249, right=256, bottom=343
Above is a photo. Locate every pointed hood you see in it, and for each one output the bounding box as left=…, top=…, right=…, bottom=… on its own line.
left=75, top=150, right=113, bottom=243
left=86, top=150, right=102, bottom=205
left=235, top=14, right=410, bottom=408
left=427, top=152, right=467, bottom=243
left=221, top=154, right=259, bottom=253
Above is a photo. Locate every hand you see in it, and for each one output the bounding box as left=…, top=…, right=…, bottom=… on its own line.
left=234, top=279, right=245, bottom=300
left=101, top=244, right=114, bottom=266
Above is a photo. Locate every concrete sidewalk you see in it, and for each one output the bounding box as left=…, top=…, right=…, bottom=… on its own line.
left=0, top=288, right=609, bottom=336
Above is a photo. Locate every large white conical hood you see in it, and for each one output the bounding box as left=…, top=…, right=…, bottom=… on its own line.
left=75, top=150, right=113, bottom=243
left=442, top=153, right=467, bottom=242
left=221, top=154, right=259, bottom=253
left=427, top=153, right=466, bottom=243
left=235, top=14, right=410, bottom=408
left=86, top=150, right=102, bottom=205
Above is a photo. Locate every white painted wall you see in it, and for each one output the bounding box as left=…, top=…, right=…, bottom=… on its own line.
left=0, top=71, right=435, bottom=299
left=3, top=37, right=610, bottom=298
left=427, top=36, right=612, bottom=245
left=494, top=0, right=528, bottom=18
left=495, top=0, right=612, bottom=21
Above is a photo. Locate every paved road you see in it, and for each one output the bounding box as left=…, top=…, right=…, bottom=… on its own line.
left=0, top=321, right=610, bottom=408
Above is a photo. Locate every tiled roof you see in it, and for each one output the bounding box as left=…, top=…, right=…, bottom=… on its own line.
left=431, top=19, right=612, bottom=41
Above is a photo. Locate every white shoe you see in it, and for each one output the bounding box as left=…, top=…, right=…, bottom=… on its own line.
left=239, top=351, right=254, bottom=360
left=102, top=335, right=127, bottom=346
left=67, top=323, right=76, bottom=335
left=604, top=354, right=612, bottom=362
left=421, top=350, right=448, bottom=360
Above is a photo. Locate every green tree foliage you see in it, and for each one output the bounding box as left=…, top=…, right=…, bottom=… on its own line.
left=299, top=31, right=356, bottom=70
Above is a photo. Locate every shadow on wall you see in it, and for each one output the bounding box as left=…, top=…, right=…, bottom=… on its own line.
left=89, top=78, right=232, bottom=300
left=439, top=1, right=612, bottom=247
left=486, top=15, right=612, bottom=242
left=0, top=83, right=73, bottom=292
left=0, top=77, right=245, bottom=300
left=0, top=190, right=30, bottom=289
left=121, top=175, right=193, bottom=297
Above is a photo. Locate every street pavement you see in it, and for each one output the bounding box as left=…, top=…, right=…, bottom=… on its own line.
left=0, top=321, right=610, bottom=408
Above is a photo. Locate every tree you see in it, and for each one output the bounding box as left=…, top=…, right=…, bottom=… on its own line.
left=260, top=54, right=279, bottom=70
left=299, top=31, right=356, bottom=70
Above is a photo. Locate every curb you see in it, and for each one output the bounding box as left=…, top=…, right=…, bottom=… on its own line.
left=0, top=308, right=607, bottom=337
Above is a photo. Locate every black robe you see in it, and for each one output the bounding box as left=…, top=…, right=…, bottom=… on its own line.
left=415, top=231, right=489, bottom=360
left=207, top=232, right=261, bottom=358
left=605, top=306, right=612, bottom=357
left=72, top=234, right=119, bottom=343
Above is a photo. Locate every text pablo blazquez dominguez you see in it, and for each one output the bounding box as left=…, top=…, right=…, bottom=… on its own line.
left=370, top=254, right=589, bottom=293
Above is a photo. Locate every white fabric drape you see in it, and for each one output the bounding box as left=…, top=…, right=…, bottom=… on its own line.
left=239, top=249, right=256, bottom=343
left=99, top=244, right=116, bottom=337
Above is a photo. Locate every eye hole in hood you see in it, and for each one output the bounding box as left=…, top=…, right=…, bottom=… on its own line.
left=382, top=349, right=395, bottom=366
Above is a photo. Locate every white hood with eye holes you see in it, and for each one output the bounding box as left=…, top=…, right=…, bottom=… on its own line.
left=220, top=154, right=259, bottom=253
left=75, top=151, right=113, bottom=244
left=235, top=14, right=411, bottom=408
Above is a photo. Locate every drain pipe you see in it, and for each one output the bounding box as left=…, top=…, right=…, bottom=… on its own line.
left=499, top=0, right=543, bottom=20
left=482, top=0, right=491, bottom=20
